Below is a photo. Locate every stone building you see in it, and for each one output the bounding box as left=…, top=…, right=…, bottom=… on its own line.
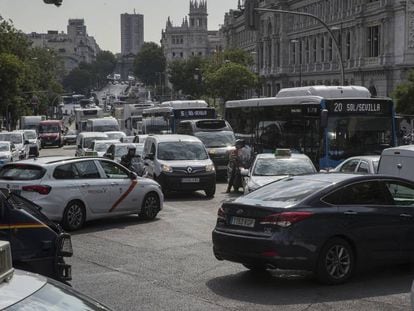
left=221, top=0, right=414, bottom=97
left=27, top=19, right=100, bottom=73
left=161, top=0, right=223, bottom=62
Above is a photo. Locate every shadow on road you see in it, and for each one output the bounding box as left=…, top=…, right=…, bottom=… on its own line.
left=71, top=214, right=160, bottom=236
left=206, top=266, right=413, bottom=306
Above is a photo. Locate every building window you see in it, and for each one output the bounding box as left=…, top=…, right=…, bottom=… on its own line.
left=328, top=37, right=333, bottom=61
left=313, top=38, right=317, bottom=63
left=367, top=26, right=380, bottom=57
left=180, top=52, right=183, bottom=58
left=346, top=31, right=351, bottom=60
left=172, top=52, right=176, bottom=57
left=320, top=36, right=325, bottom=62
left=292, top=42, right=296, bottom=65
left=305, top=39, right=310, bottom=64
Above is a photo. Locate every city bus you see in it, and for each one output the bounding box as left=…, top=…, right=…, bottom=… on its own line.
left=225, top=86, right=396, bottom=170
left=74, top=106, right=104, bottom=132
left=142, top=100, right=216, bottom=134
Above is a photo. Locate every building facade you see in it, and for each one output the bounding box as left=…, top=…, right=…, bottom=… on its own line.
left=222, top=0, right=414, bottom=97
left=121, top=12, right=144, bottom=56
left=161, top=0, right=223, bottom=62
left=27, top=19, right=100, bottom=73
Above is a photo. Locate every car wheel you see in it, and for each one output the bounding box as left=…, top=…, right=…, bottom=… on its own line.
left=205, top=183, right=216, bottom=198
left=139, top=193, right=160, bottom=220
left=316, top=237, right=355, bottom=285
left=243, top=264, right=268, bottom=273
left=62, top=200, right=86, bottom=231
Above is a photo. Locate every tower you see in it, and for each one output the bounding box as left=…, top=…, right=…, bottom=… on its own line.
left=189, top=0, right=208, bottom=30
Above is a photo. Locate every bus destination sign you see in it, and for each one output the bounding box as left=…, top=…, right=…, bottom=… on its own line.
left=174, top=109, right=216, bottom=119
left=326, top=100, right=391, bottom=114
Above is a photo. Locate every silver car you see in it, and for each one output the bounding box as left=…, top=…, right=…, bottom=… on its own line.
left=333, top=155, right=380, bottom=174
left=0, top=141, right=19, bottom=166
left=242, top=151, right=317, bottom=194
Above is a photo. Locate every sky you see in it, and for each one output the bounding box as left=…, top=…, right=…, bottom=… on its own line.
left=0, top=0, right=238, bottom=53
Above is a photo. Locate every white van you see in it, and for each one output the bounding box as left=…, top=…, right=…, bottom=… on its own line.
left=86, top=117, right=120, bottom=132
left=378, top=145, right=414, bottom=180
left=142, top=135, right=216, bottom=197
left=75, top=132, right=109, bottom=157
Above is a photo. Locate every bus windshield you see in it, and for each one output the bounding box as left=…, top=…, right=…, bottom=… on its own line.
left=195, top=131, right=235, bottom=148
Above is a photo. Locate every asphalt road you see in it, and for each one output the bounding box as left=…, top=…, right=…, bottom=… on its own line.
left=41, top=146, right=414, bottom=311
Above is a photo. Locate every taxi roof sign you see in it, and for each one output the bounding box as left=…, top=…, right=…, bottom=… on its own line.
left=275, top=149, right=291, bottom=157
left=0, top=241, right=14, bottom=283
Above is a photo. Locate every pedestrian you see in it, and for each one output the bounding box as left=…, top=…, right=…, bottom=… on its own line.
left=226, top=139, right=251, bottom=193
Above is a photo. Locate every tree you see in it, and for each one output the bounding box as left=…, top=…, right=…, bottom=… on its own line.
left=62, top=68, right=93, bottom=94
left=392, top=70, right=414, bottom=114
left=204, top=62, right=257, bottom=103
left=134, top=42, right=166, bottom=85
left=168, top=56, right=205, bottom=98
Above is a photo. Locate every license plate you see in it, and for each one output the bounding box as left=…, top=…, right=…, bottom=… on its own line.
left=230, top=216, right=255, bottom=228
left=182, top=178, right=200, bottom=183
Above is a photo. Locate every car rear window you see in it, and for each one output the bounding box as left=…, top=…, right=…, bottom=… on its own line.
left=0, top=164, right=46, bottom=180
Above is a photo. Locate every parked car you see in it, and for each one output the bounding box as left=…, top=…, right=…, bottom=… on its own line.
left=63, top=129, right=78, bottom=145
left=0, top=241, right=110, bottom=310
left=142, top=135, right=216, bottom=197
left=0, top=131, right=28, bottom=159
left=0, top=157, right=163, bottom=230
left=19, top=129, right=41, bottom=157
left=213, top=173, right=414, bottom=284
left=242, top=150, right=317, bottom=194
left=333, top=155, right=380, bottom=174
left=0, top=141, right=20, bottom=165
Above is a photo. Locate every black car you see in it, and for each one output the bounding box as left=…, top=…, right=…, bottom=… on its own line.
left=212, top=173, right=414, bottom=284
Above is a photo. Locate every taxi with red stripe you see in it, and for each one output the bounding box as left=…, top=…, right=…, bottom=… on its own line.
left=0, top=156, right=163, bottom=230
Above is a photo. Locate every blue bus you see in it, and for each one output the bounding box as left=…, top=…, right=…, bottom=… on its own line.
left=225, top=86, right=396, bottom=170
left=142, top=100, right=216, bottom=134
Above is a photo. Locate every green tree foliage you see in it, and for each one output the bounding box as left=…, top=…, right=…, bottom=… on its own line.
left=392, top=70, right=414, bottom=114
left=0, top=17, right=63, bottom=127
left=204, top=62, right=257, bottom=102
left=63, top=50, right=116, bottom=94
left=168, top=56, right=205, bottom=98
left=134, top=42, right=166, bottom=85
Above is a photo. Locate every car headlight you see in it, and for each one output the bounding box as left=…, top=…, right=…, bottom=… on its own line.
left=161, top=164, right=173, bottom=173
left=206, top=164, right=215, bottom=172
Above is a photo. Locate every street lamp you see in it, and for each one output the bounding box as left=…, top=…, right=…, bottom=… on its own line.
left=290, top=39, right=302, bottom=86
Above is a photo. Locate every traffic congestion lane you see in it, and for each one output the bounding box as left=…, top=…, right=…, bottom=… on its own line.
left=39, top=147, right=412, bottom=310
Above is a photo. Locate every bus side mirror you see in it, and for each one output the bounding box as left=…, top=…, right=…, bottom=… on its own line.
left=321, top=109, right=328, bottom=128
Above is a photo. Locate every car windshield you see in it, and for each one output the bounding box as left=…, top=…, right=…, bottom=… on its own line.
left=253, top=158, right=316, bottom=176
left=84, top=137, right=107, bottom=149
left=106, top=132, right=124, bottom=140
left=94, top=142, right=112, bottom=152
left=0, top=133, right=22, bottom=144
left=243, top=176, right=331, bottom=208
left=94, top=125, right=118, bottom=132
left=39, top=125, right=59, bottom=133
left=158, top=142, right=208, bottom=160
left=66, top=130, right=77, bottom=135
left=0, top=144, right=9, bottom=152
left=194, top=131, right=235, bottom=148
left=24, top=131, right=37, bottom=139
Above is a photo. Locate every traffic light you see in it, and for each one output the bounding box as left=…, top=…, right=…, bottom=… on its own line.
left=244, top=0, right=259, bottom=30
left=43, top=0, right=62, bottom=6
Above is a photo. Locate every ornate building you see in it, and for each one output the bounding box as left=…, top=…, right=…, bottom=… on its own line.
left=161, top=0, right=223, bottom=62
left=27, top=19, right=100, bottom=73
left=222, top=0, right=414, bottom=97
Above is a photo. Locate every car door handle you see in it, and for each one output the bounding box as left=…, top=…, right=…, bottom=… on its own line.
left=80, top=183, right=89, bottom=188
left=111, top=182, right=118, bottom=186
left=400, top=213, right=413, bottom=218
left=344, top=211, right=358, bottom=215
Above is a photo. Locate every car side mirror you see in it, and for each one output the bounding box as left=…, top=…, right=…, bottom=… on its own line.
left=129, top=171, right=138, bottom=180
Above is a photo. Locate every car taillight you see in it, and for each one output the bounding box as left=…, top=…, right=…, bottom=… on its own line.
left=259, top=211, right=313, bottom=228
left=217, top=207, right=226, bottom=220
left=22, top=185, right=51, bottom=195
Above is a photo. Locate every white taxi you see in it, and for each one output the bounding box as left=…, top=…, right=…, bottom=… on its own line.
left=242, top=150, right=317, bottom=194
left=0, top=157, right=163, bottom=230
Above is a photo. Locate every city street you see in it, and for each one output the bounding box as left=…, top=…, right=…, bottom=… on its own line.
left=40, top=146, right=413, bottom=311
